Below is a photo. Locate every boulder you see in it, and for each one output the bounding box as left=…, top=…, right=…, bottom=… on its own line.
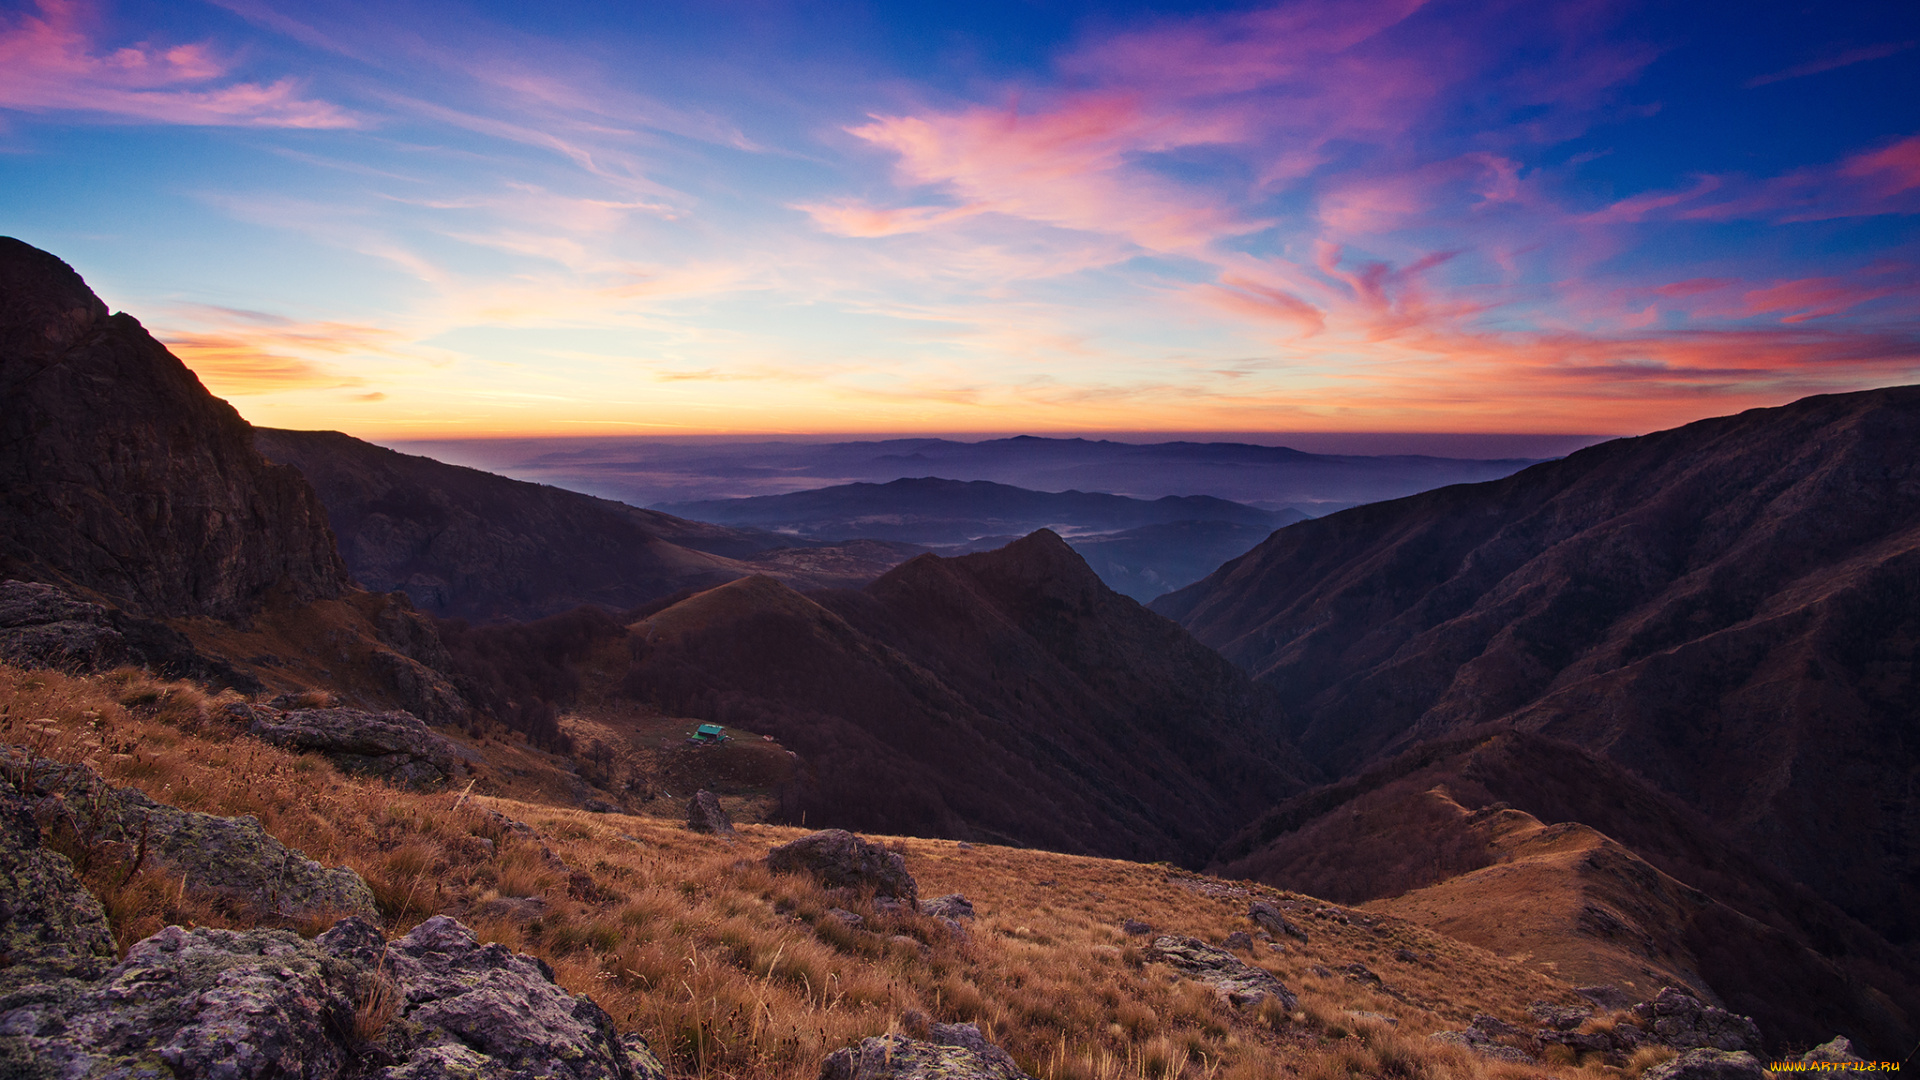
left=1145, top=935, right=1298, bottom=1010
left=0, top=777, right=116, bottom=993
left=371, top=915, right=660, bottom=1079
left=10, top=752, right=377, bottom=920
left=0, top=923, right=364, bottom=1078
left=1222, top=931, right=1253, bottom=951
left=1249, top=900, right=1307, bottom=942
left=820, top=1024, right=1034, bottom=1080
left=1530, top=1000, right=1593, bottom=1031
left=245, top=705, right=466, bottom=789
left=1429, top=1029, right=1534, bottom=1063
left=0, top=914, right=662, bottom=1080
left=922, top=895, right=975, bottom=921
left=1633, top=988, right=1763, bottom=1053
left=1801, top=1037, right=1864, bottom=1064
left=1642, top=1048, right=1770, bottom=1080
left=766, top=829, right=916, bottom=905
left=687, top=791, right=735, bottom=836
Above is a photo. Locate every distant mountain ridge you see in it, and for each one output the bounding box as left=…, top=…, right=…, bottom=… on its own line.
left=656, top=476, right=1309, bottom=600
left=391, top=431, right=1546, bottom=509
left=656, top=476, right=1289, bottom=537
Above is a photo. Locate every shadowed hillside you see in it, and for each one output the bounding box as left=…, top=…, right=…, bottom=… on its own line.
left=1157, top=386, right=1920, bottom=949
left=1209, top=731, right=1918, bottom=1054
left=622, top=531, right=1315, bottom=864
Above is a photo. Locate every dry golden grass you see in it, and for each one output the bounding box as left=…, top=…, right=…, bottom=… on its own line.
left=3, top=661, right=1610, bottom=1080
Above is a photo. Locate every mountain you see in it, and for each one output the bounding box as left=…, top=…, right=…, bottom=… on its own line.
left=0, top=239, right=347, bottom=619
left=255, top=428, right=924, bottom=623
left=655, top=476, right=1287, bottom=542
left=621, top=530, right=1315, bottom=864
left=389, top=432, right=1550, bottom=509
left=1155, top=386, right=1920, bottom=952
left=0, top=238, right=467, bottom=721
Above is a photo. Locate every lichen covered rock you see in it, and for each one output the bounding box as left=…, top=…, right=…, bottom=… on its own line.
left=10, top=752, right=377, bottom=920
left=1145, top=935, right=1297, bottom=1010
left=820, top=1024, right=1034, bottom=1080
left=243, top=705, right=466, bottom=789
left=1632, top=987, right=1763, bottom=1053
left=1642, top=1048, right=1770, bottom=1080
left=0, top=777, right=116, bottom=993
left=0, top=914, right=658, bottom=1080
left=767, top=829, right=916, bottom=905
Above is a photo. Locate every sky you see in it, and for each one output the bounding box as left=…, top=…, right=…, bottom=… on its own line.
left=2, top=0, right=1917, bottom=440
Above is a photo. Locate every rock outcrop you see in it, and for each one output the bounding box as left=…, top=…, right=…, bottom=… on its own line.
left=820, top=1023, right=1033, bottom=1080
left=0, top=238, right=349, bottom=621
left=1145, top=935, right=1297, bottom=1009
left=8, top=753, right=377, bottom=919
left=0, top=915, right=665, bottom=1080
left=0, top=579, right=260, bottom=689
left=766, top=829, right=917, bottom=905
left=0, top=777, right=116, bottom=993
left=1633, top=988, right=1763, bottom=1053
left=1642, top=1048, right=1770, bottom=1080
left=239, top=704, right=468, bottom=789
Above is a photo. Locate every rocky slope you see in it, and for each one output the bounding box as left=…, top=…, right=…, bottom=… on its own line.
left=1155, top=386, right=1920, bottom=948
left=256, top=427, right=922, bottom=622
left=0, top=238, right=348, bottom=619
left=623, top=531, right=1314, bottom=864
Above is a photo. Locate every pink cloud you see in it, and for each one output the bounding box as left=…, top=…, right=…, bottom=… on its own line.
left=795, top=200, right=984, bottom=238
left=1741, top=275, right=1906, bottom=323
left=846, top=95, right=1255, bottom=252
left=0, top=0, right=354, bottom=128
left=1200, top=274, right=1327, bottom=334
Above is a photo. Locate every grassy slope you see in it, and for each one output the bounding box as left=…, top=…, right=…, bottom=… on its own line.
left=3, top=660, right=1673, bottom=1080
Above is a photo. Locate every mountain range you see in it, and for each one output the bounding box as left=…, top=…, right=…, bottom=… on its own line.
left=3, top=235, right=1916, bottom=1058
left=389, top=430, right=1549, bottom=510
left=655, top=476, right=1309, bottom=600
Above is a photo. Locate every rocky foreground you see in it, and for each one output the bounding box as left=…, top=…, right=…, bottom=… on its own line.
left=0, top=726, right=1872, bottom=1080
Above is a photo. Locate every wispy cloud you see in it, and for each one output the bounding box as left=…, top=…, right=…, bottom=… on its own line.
left=1745, top=41, right=1915, bottom=87
left=0, top=0, right=354, bottom=127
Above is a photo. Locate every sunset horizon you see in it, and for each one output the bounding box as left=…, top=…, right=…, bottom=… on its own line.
left=4, top=0, right=1916, bottom=440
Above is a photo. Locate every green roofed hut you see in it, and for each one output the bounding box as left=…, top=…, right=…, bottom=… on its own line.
left=689, top=723, right=731, bottom=745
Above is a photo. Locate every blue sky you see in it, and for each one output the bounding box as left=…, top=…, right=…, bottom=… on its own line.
left=2, top=0, right=1916, bottom=437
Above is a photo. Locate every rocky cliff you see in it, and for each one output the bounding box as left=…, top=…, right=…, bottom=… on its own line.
left=0, top=238, right=348, bottom=619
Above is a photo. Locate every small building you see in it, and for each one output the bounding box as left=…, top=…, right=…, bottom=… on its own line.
left=689, top=723, right=730, bottom=745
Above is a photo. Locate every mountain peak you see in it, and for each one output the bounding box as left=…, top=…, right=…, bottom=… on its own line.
left=0, top=236, right=110, bottom=364
left=0, top=238, right=348, bottom=618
